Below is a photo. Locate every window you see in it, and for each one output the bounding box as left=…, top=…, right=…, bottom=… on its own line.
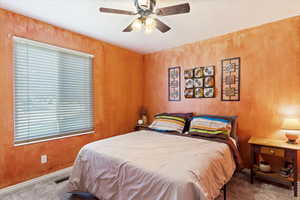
left=13, top=37, right=94, bottom=145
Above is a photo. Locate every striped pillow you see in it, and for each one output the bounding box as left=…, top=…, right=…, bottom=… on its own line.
left=189, top=116, right=232, bottom=138
left=149, top=115, right=186, bottom=133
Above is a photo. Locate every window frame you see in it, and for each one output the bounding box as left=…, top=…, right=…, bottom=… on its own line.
left=12, top=36, right=95, bottom=146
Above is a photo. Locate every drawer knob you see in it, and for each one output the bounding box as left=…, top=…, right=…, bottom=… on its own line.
left=270, top=150, right=274, bottom=154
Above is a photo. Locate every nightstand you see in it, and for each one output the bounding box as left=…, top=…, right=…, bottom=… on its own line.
left=249, top=137, right=300, bottom=197
left=134, top=124, right=149, bottom=131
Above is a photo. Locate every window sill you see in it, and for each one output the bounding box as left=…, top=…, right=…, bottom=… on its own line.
left=14, top=131, right=95, bottom=147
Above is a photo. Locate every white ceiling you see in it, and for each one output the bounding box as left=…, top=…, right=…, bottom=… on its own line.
left=0, top=0, right=299, bottom=54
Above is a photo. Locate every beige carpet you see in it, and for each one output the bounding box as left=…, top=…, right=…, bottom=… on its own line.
left=0, top=172, right=298, bottom=200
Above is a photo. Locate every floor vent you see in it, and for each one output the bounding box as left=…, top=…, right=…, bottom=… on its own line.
left=54, top=176, right=69, bottom=184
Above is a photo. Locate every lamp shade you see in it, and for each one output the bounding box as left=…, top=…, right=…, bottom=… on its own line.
left=282, top=118, right=300, bottom=131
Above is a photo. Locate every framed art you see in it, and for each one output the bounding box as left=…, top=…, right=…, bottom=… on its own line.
left=168, top=66, right=181, bottom=101
left=194, top=88, right=204, bottom=98
left=204, top=66, right=215, bottom=76
left=184, top=66, right=215, bottom=99
left=194, top=67, right=204, bottom=78
left=194, top=78, right=204, bottom=88
left=184, top=88, right=194, bottom=98
left=185, top=79, right=194, bottom=89
left=204, top=76, right=215, bottom=88
left=184, top=69, right=194, bottom=79
left=221, top=57, right=241, bottom=101
left=204, top=88, right=214, bottom=98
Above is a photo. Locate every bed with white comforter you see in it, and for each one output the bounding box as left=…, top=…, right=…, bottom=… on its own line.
left=68, top=130, right=236, bottom=200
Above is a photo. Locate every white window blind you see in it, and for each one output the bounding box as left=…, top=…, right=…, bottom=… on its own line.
left=13, top=37, right=94, bottom=145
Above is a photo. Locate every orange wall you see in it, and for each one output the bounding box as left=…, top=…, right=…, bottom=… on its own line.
left=1, top=7, right=300, bottom=189
left=0, top=9, right=143, bottom=188
left=144, top=16, right=300, bottom=166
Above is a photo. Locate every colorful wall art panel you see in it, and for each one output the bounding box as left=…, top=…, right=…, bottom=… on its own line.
left=184, top=66, right=215, bottom=98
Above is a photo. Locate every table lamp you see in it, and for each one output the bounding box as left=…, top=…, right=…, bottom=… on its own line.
left=282, top=118, right=300, bottom=144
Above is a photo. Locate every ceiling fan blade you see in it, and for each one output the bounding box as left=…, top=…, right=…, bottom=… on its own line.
left=154, top=19, right=171, bottom=33
left=156, top=3, right=190, bottom=16
left=99, top=7, right=136, bottom=15
left=123, top=22, right=134, bottom=32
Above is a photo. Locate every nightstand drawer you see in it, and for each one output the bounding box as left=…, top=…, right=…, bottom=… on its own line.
left=260, top=147, right=284, bottom=157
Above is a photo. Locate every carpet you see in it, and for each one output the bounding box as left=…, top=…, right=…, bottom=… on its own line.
left=0, top=172, right=298, bottom=200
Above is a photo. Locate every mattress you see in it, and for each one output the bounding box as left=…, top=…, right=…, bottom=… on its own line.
left=68, top=130, right=236, bottom=200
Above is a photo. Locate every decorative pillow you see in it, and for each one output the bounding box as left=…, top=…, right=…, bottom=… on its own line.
left=197, top=115, right=238, bottom=141
left=149, top=114, right=187, bottom=133
left=189, top=116, right=232, bottom=139
left=154, top=113, right=193, bottom=133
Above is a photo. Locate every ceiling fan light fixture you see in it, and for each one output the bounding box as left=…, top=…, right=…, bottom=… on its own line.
left=144, top=25, right=154, bottom=34
left=132, top=18, right=143, bottom=31
left=145, top=17, right=155, bottom=27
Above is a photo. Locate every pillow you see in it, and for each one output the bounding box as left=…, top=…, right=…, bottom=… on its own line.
left=197, top=115, right=238, bottom=141
left=154, top=113, right=193, bottom=133
left=189, top=116, right=232, bottom=139
left=149, top=114, right=187, bottom=133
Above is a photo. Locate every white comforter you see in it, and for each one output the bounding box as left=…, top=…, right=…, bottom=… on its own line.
left=68, top=130, right=236, bottom=200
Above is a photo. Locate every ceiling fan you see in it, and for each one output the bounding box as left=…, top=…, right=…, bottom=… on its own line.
left=99, top=0, right=190, bottom=34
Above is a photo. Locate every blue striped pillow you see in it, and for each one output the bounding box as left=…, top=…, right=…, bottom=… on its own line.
left=189, top=116, right=232, bottom=138
left=149, top=115, right=186, bottom=133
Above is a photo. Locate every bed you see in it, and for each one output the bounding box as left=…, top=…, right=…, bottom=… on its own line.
left=68, top=129, right=238, bottom=200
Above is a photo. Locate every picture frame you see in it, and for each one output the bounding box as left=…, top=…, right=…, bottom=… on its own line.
left=204, top=66, right=215, bottom=76
left=184, top=66, right=216, bottom=99
left=168, top=66, right=181, bottom=101
left=194, top=88, right=204, bottom=98
left=204, top=76, right=215, bottom=88
left=194, top=67, right=204, bottom=78
left=184, top=69, right=194, bottom=79
left=221, top=57, right=241, bottom=101
left=204, top=88, right=215, bottom=98
left=184, top=88, right=194, bottom=98
left=194, top=78, right=204, bottom=88
left=185, top=79, right=194, bottom=89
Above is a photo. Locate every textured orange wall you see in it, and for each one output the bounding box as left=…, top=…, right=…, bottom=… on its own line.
left=1, top=7, right=300, bottom=189
left=0, top=8, right=143, bottom=188
left=144, top=16, right=300, bottom=166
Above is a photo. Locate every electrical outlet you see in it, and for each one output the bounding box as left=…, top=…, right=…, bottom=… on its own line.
left=41, top=155, right=47, bottom=164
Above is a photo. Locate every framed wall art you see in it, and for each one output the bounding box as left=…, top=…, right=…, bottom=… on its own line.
left=184, top=69, right=194, bottom=79
left=168, top=66, right=181, bottom=101
left=184, top=66, right=215, bottom=99
left=221, top=57, right=241, bottom=101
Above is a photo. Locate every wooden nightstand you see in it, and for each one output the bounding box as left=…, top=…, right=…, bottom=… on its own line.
left=134, top=124, right=149, bottom=131
left=249, top=137, right=300, bottom=197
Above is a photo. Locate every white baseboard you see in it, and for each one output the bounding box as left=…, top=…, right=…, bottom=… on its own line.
left=0, top=167, right=72, bottom=196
